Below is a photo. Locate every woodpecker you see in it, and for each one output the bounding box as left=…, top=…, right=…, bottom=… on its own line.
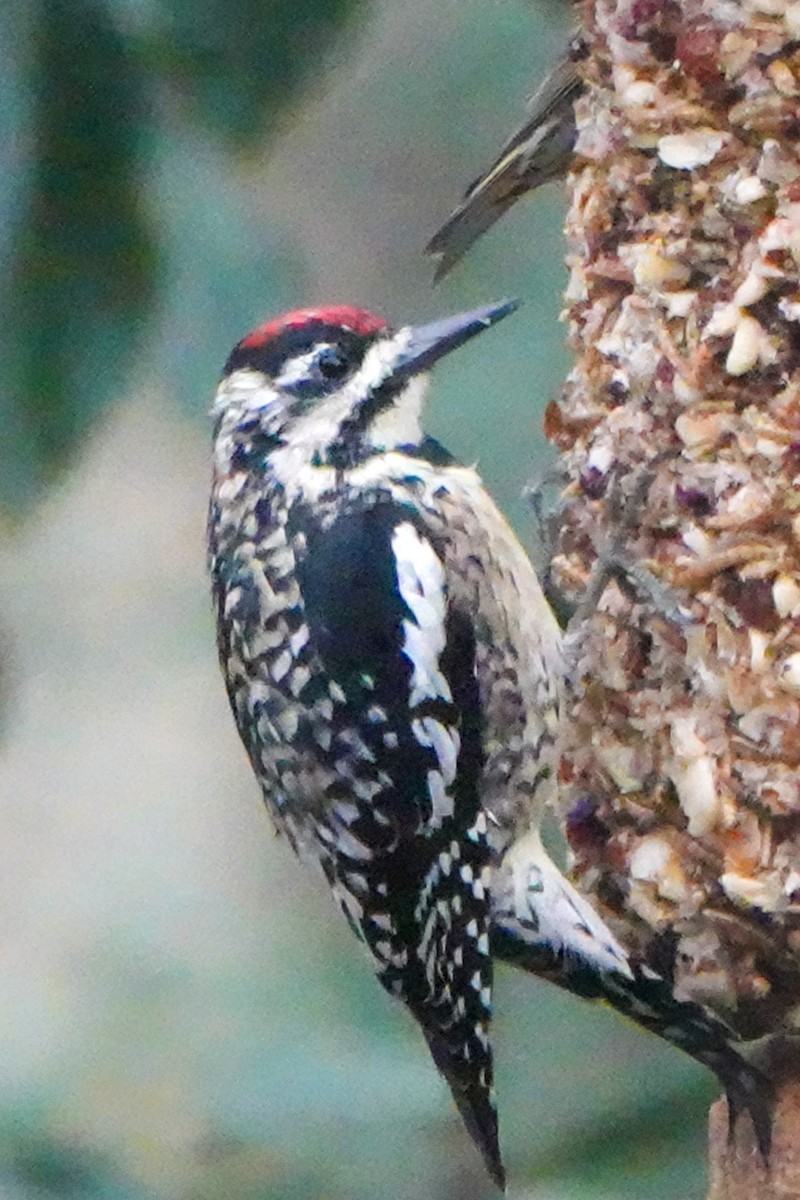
left=208, top=302, right=772, bottom=1188
left=426, top=51, right=583, bottom=281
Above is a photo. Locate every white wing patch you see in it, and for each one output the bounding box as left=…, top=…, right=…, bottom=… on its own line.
left=392, top=522, right=460, bottom=828
left=495, top=830, right=633, bottom=980
left=392, top=522, right=452, bottom=705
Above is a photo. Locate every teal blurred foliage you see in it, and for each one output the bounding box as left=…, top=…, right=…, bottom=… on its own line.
left=0, top=0, right=361, bottom=512
left=0, top=1130, right=135, bottom=1199
left=4, top=0, right=155, bottom=501
left=133, top=0, right=359, bottom=144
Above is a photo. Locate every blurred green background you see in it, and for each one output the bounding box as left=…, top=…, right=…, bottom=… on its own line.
left=0, top=1, right=714, bottom=1196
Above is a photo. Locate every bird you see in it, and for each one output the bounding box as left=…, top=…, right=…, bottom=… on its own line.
left=426, top=50, right=584, bottom=281
left=208, top=301, right=772, bottom=1188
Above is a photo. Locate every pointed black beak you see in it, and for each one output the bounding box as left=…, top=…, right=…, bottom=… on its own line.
left=391, top=299, right=519, bottom=382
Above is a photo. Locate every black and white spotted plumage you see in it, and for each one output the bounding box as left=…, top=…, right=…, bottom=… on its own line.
left=289, top=497, right=498, bottom=1164
left=209, top=302, right=773, bottom=1189
left=209, top=301, right=558, bottom=1185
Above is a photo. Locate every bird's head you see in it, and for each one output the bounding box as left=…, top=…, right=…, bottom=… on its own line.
left=213, top=299, right=518, bottom=472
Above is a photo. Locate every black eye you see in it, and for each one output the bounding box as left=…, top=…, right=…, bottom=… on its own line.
left=317, top=346, right=350, bottom=380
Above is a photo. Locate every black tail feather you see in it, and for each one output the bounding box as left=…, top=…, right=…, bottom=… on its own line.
left=718, top=1053, right=774, bottom=1165
left=425, top=1030, right=505, bottom=1190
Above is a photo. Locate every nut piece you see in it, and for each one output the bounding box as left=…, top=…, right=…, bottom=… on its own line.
left=657, top=130, right=727, bottom=169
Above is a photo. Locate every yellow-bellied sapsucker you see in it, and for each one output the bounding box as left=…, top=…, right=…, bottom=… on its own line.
left=426, top=49, right=583, bottom=281
left=208, top=302, right=772, bottom=1189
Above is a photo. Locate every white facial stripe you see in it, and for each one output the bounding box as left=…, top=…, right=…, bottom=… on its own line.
left=350, top=326, right=413, bottom=396
left=275, top=346, right=330, bottom=389
left=337, top=328, right=424, bottom=448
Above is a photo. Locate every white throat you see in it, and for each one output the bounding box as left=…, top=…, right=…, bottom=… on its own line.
left=365, top=374, right=426, bottom=451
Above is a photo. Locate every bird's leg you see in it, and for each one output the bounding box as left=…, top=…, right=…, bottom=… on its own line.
left=565, top=449, right=691, bottom=641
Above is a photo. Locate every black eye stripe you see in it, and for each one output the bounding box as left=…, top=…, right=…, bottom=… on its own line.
left=224, top=322, right=375, bottom=378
